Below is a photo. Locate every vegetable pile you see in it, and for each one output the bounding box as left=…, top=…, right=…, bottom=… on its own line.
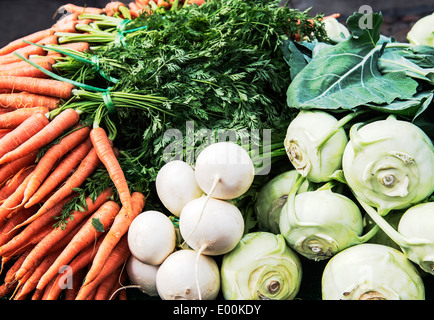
left=0, top=0, right=432, bottom=301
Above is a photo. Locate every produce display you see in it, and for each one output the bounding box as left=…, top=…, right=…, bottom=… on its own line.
left=0, top=0, right=432, bottom=302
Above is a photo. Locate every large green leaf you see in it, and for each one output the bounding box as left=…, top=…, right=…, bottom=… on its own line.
left=286, top=12, right=419, bottom=112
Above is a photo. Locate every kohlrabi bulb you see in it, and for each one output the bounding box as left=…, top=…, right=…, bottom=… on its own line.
left=407, top=13, right=434, bottom=46
left=279, top=177, right=375, bottom=261
left=255, top=170, right=310, bottom=234
left=323, top=17, right=351, bottom=43
left=342, top=115, right=434, bottom=215
left=321, top=243, right=425, bottom=300
left=397, top=202, right=434, bottom=275
left=221, top=232, right=302, bottom=300
left=284, top=110, right=348, bottom=183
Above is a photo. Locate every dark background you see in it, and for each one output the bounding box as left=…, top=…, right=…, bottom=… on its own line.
left=0, top=0, right=433, bottom=47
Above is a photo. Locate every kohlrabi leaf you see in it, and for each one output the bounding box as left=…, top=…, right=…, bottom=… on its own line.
left=286, top=12, right=419, bottom=112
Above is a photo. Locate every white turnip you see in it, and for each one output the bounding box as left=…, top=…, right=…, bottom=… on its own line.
left=127, top=210, right=176, bottom=265
left=156, top=249, right=221, bottom=300
left=179, top=196, right=245, bottom=256
left=125, top=255, right=160, bottom=297
left=194, top=141, right=255, bottom=200
left=156, top=160, right=203, bottom=217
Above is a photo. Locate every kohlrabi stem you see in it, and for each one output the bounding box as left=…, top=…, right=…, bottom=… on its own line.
left=358, top=198, right=408, bottom=247
left=316, top=109, right=369, bottom=150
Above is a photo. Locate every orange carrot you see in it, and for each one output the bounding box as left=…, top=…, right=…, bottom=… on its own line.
left=0, top=129, right=12, bottom=139
left=0, top=196, right=75, bottom=256
left=0, top=112, right=49, bottom=160
left=111, top=268, right=128, bottom=300
left=0, top=107, right=50, bottom=129
left=64, top=268, right=86, bottom=300
left=52, top=19, right=92, bottom=33
left=3, top=247, right=32, bottom=284
left=22, top=125, right=90, bottom=205
left=58, top=3, right=104, bottom=15
left=0, top=76, right=74, bottom=99
left=94, top=267, right=121, bottom=300
left=25, top=138, right=93, bottom=207
left=0, top=59, right=53, bottom=78
left=0, top=29, right=55, bottom=56
left=0, top=93, right=60, bottom=111
left=90, top=127, right=132, bottom=217
left=0, top=108, right=80, bottom=165
left=104, top=1, right=127, bottom=15
left=14, top=188, right=112, bottom=281
left=0, top=168, right=35, bottom=223
left=0, top=281, right=16, bottom=299
left=0, top=44, right=47, bottom=65
left=0, top=167, right=33, bottom=203
left=21, top=146, right=101, bottom=227
left=75, top=235, right=130, bottom=300
left=57, top=41, right=90, bottom=53
left=0, top=151, right=37, bottom=187
left=0, top=56, right=55, bottom=72
left=46, top=236, right=104, bottom=300
left=14, top=249, right=62, bottom=300
left=0, top=206, right=38, bottom=247
left=83, top=191, right=145, bottom=286
left=36, top=200, right=120, bottom=291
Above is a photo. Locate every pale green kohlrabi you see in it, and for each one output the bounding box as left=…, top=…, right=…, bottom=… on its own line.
left=342, top=115, right=434, bottom=216
left=279, top=175, right=379, bottom=261
left=284, top=110, right=364, bottom=183
left=255, top=170, right=310, bottom=234
left=221, top=231, right=302, bottom=300
left=360, top=200, right=434, bottom=275
left=321, top=243, right=425, bottom=300
left=407, top=13, right=434, bottom=46
left=323, top=17, right=351, bottom=44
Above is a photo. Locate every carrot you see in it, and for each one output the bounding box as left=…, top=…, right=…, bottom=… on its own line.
left=111, top=268, right=128, bottom=300
left=3, top=247, right=32, bottom=285
left=0, top=59, right=53, bottom=78
left=22, top=125, right=91, bottom=205
left=20, top=146, right=101, bottom=227
left=94, top=267, right=121, bottom=300
left=36, top=200, right=120, bottom=291
left=0, top=281, right=16, bottom=299
left=46, top=236, right=104, bottom=300
left=0, top=93, right=60, bottom=111
left=10, top=261, right=38, bottom=299
left=0, top=196, right=75, bottom=256
left=57, top=41, right=90, bottom=53
left=0, top=168, right=32, bottom=202
left=90, top=127, right=132, bottom=217
left=0, top=168, right=35, bottom=223
left=104, top=1, right=128, bottom=15
left=0, top=152, right=37, bottom=187
left=0, top=29, right=55, bottom=56
left=0, top=76, right=74, bottom=99
left=0, top=56, right=55, bottom=72
left=0, top=107, right=50, bottom=129
left=52, top=19, right=92, bottom=33
left=0, top=108, right=80, bottom=165
left=14, top=249, right=61, bottom=300
left=64, top=268, right=86, bottom=300
left=25, top=138, right=93, bottom=207
left=83, top=191, right=145, bottom=286
left=0, top=112, right=49, bottom=160
left=0, top=206, right=38, bottom=247
left=0, top=44, right=46, bottom=65
left=58, top=3, right=104, bottom=15
left=14, top=188, right=112, bottom=281
left=41, top=276, right=57, bottom=300
left=75, top=235, right=130, bottom=300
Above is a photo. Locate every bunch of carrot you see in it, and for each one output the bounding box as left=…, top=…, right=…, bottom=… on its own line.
left=0, top=1, right=157, bottom=299
left=0, top=105, right=146, bottom=299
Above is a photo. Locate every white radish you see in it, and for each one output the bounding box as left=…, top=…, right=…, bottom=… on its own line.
left=124, top=255, right=160, bottom=297
left=127, top=210, right=176, bottom=265
left=156, top=160, right=203, bottom=217
left=194, top=141, right=255, bottom=200
left=156, top=249, right=220, bottom=300
left=179, top=196, right=245, bottom=256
